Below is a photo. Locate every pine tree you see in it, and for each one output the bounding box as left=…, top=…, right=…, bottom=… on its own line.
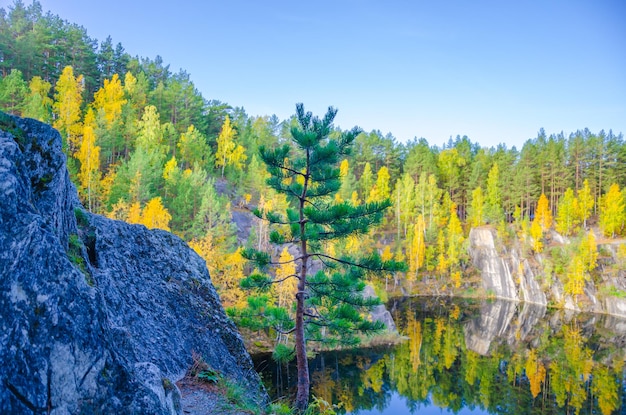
left=0, top=68, right=28, bottom=115
left=231, top=104, right=404, bottom=411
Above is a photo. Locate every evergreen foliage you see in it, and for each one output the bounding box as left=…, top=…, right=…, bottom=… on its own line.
left=230, top=104, right=405, bottom=411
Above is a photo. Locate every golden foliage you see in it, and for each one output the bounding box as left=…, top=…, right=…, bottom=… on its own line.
left=408, top=215, right=426, bottom=281
left=77, top=108, right=101, bottom=211
left=367, top=166, right=391, bottom=203
left=53, top=66, right=84, bottom=151
left=530, top=219, right=543, bottom=253
left=189, top=235, right=247, bottom=308
left=535, top=193, right=552, bottom=232
left=141, top=197, right=172, bottom=231
left=275, top=247, right=297, bottom=311
left=600, top=183, right=625, bottom=237
left=93, top=73, right=126, bottom=126
left=525, top=349, right=546, bottom=398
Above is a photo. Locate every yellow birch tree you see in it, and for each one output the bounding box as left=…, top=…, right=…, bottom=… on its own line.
left=53, top=66, right=84, bottom=153
left=535, top=193, right=552, bottom=232
left=599, top=183, right=625, bottom=238
left=77, top=108, right=101, bottom=212
left=408, top=215, right=426, bottom=283
left=275, top=247, right=297, bottom=312
left=215, top=116, right=247, bottom=177
left=93, top=73, right=126, bottom=126
left=140, top=197, right=172, bottom=231
left=367, top=166, right=391, bottom=203
left=576, top=179, right=594, bottom=228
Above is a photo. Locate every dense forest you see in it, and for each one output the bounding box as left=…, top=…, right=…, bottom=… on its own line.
left=1, top=1, right=626, bottom=309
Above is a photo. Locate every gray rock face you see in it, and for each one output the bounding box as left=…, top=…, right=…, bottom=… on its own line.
left=464, top=300, right=517, bottom=355
left=362, top=285, right=396, bottom=332
left=468, top=227, right=518, bottom=301
left=510, top=248, right=547, bottom=306
left=0, top=114, right=265, bottom=414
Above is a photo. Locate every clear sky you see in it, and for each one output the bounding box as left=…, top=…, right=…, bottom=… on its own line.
left=14, top=0, right=626, bottom=149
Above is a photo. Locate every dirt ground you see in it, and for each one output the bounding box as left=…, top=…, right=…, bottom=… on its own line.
left=177, top=377, right=257, bottom=415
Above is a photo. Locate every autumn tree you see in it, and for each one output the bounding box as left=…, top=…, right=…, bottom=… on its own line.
left=530, top=219, right=543, bottom=253
left=93, top=73, right=126, bottom=126
left=485, top=163, right=501, bottom=223
left=22, top=76, right=53, bottom=122
left=408, top=215, right=426, bottom=284
left=358, top=162, right=373, bottom=201
left=576, top=179, right=594, bottom=228
left=140, top=196, right=172, bottom=231
left=416, top=173, right=440, bottom=229
left=215, top=115, right=246, bottom=177
left=446, top=202, right=465, bottom=277
left=535, top=193, right=552, bottom=232
left=578, top=231, right=598, bottom=272
left=599, top=183, right=625, bottom=238
left=53, top=65, right=84, bottom=153
left=177, top=124, right=212, bottom=170
left=275, top=247, right=297, bottom=312
left=468, top=187, right=485, bottom=228
left=336, top=158, right=357, bottom=203
left=394, top=173, right=415, bottom=238
left=367, top=165, right=391, bottom=203
left=555, top=188, right=579, bottom=236
left=77, top=108, right=101, bottom=211
left=231, top=104, right=404, bottom=412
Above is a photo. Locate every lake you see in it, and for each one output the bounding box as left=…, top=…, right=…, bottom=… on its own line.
left=253, top=297, right=626, bottom=414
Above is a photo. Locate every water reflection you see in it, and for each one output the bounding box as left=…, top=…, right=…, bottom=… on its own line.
left=253, top=298, right=626, bottom=414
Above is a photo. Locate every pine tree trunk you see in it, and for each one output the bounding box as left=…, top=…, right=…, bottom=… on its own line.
left=295, top=153, right=311, bottom=412
left=294, top=274, right=309, bottom=412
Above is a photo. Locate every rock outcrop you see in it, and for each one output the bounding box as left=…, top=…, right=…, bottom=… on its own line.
left=468, top=225, right=626, bottom=317
left=0, top=113, right=265, bottom=414
left=468, top=227, right=520, bottom=301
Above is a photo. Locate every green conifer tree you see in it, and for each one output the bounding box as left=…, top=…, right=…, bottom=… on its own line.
left=230, top=104, right=404, bottom=412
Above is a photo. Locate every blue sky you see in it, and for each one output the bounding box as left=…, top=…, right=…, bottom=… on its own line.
left=17, top=0, right=626, bottom=149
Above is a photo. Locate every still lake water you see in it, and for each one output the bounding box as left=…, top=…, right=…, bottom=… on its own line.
left=253, top=297, right=626, bottom=415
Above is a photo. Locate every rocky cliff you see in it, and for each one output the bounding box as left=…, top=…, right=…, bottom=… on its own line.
left=468, top=226, right=626, bottom=318
left=0, top=113, right=265, bottom=414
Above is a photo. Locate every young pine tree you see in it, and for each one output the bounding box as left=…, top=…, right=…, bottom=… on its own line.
left=230, top=104, right=404, bottom=412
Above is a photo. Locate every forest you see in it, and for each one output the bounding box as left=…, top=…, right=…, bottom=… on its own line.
left=1, top=0, right=626, bottom=311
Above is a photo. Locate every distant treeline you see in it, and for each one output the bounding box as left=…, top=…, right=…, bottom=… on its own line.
left=1, top=0, right=625, bottom=303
